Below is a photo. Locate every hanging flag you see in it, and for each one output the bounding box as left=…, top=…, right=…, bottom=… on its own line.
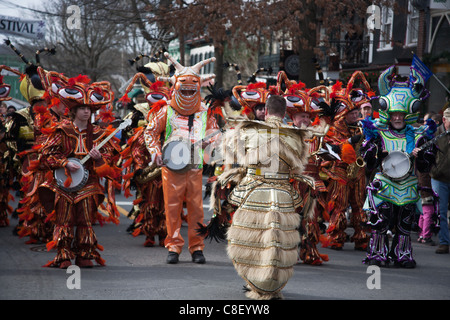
left=0, top=15, right=46, bottom=40
left=411, top=54, right=433, bottom=82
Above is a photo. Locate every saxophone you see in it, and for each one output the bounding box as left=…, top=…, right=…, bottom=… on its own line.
left=346, top=127, right=366, bottom=179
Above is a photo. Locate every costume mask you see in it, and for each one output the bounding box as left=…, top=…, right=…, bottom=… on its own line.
left=38, top=68, right=113, bottom=111
left=120, top=72, right=170, bottom=106
left=0, top=65, right=23, bottom=101
left=5, top=40, right=55, bottom=105
left=159, top=52, right=215, bottom=116
left=329, top=71, right=373, bottom=120
left=377, top=66, right=427, bottom=125
left=277, top=70, right=326, bottom=119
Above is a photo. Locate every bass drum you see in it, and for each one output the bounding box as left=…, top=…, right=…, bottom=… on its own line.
left=381, top=150, right=412, bottom=181
left=162, top=138, right=192, bottom=173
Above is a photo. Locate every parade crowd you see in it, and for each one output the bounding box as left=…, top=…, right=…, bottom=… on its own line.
left=0, top=41, right=449, bottom=300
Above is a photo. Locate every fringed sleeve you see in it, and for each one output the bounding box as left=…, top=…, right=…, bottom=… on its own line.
left=144, top=105, right=167, bottom=164
left=39, top=129, right=72, bottom=170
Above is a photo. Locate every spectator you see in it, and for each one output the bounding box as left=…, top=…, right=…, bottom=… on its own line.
left=360, top=101, right=373, bottom=120
left=431, top=113, right=442, bottom=126
left=430, top=107, right=450, bottom=254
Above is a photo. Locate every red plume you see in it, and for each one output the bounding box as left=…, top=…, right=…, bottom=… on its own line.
left=68, top=74, right=91, bottom=86
left=99, top=109, right=116, bottom=123
left=149, top=81, right=165, bottom=91
left=247, top=82, right=266, bottom=90
left=242, top=106, right=253, bottom=116
left=341, top=143, right=356, bottom=164
left=330, top=81, right=343, bottom=99
left=147, top=99, right=167, bottom=118
left=119, top=94, right=131, bottom=104
left=288, top=82, right=306, bottom=94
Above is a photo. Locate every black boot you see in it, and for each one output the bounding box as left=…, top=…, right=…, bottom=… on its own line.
left=167, top=251, right=179, bottom=264
left=191, top=250, right=206, bottom=264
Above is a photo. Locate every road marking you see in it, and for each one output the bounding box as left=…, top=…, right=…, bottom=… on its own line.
left=116, top=201, right=133, bottom=205
left=98, top=203, right=131, bottom=218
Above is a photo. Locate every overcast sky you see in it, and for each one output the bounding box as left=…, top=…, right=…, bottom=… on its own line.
left=0, top=0, right=47, bottom=19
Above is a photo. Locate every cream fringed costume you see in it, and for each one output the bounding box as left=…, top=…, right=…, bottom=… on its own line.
left=222, top=100, right=313, bottom=300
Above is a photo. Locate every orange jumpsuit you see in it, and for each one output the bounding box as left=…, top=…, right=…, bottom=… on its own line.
left=144, top=102, right=218, bottom=254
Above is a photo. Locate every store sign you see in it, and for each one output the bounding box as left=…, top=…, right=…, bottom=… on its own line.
left=0, top=15, right=46, bottom=40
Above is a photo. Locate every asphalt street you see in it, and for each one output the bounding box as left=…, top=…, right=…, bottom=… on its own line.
left=1, top=176, right=449, bottom=303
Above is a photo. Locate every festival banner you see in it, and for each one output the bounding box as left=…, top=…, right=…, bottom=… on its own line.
left=0, top=15, right=46, bottom=40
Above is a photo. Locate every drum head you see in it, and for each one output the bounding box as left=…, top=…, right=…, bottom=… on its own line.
left=162, top=140, right=191, bottom=172
left=54, top=158, right=88, bottom=191
left=382, top=151, right=411, bottom=179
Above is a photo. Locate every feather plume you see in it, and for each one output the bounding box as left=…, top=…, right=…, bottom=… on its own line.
left=330, top=81, right=343, bottom=99
left=147, top=99, right=167, bottom=117
left=246, top=82, right=266, bottom=90
left=118, top=94, right=131, bottom=104
left=361, top=117, right=379, bottom=141
left=68, top=74, right=91, bottom=86
left=341, top=143, right=356, bottom=164
left=98, top=109, right=116, bottom=123
left=149, top=80, right=165, bottom=90
left=288, top=82, right=306, bottom=94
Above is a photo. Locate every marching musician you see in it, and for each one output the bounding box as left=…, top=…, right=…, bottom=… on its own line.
left=2, top=43, right=66, bottom=244
left=277, top=71, right=330, bottom=265
left=37, top=73, right=121, bottom=269
left=321, top=72, right=372, bottom=251
left=120, top=70, right=171, bottom=247
left=0, top=65, right=24, bottom=228
left=361, top=66, right=437, bottom=268
left=144, top=52, right=218, bottom=264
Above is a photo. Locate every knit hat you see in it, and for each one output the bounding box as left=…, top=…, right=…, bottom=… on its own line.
left=443, top=108, right=450, bottom=119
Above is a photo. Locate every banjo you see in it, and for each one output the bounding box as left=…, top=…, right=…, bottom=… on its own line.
left=54, top=119, right=131, bottom=192
left=382, top=130, right=449, bottom=181
left=162, top=129, right=223, bottom=173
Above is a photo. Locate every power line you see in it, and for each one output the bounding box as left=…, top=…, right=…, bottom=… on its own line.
left=0, top=0, right=152, bottom=24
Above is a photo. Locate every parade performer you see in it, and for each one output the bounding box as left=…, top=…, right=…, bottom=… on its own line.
left=122, top=52, right=172, bottom=141
left=199, top=73, right=278, bottom=242
left=144, top=52, right=218, bottom=264
left=361, top=66, right=436, bottom=268
left=224, top=94, right=313, bottom=300
left=3, top=42, right=63, bottom=243
left=0, top=65, right=23, bottom=227
left=277, top=70, right=330, bottom=265
left=36, top=71, right=122, bottom=268
left=15, top=67, right=68, bottom=244
left=121, top=71, right=170, bottom=247
left=231, top=76, right=273, bottom=121
left=321, top=71, right=373, bottom=251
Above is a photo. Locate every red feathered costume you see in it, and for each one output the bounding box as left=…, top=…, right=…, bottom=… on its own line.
left=120, top=73, right=170, bottom=247
left=321, top=72, right=371, bottom=250
left=36, top=71, right=121, bottom=268
left=278, top=71, right=330, bottom=265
